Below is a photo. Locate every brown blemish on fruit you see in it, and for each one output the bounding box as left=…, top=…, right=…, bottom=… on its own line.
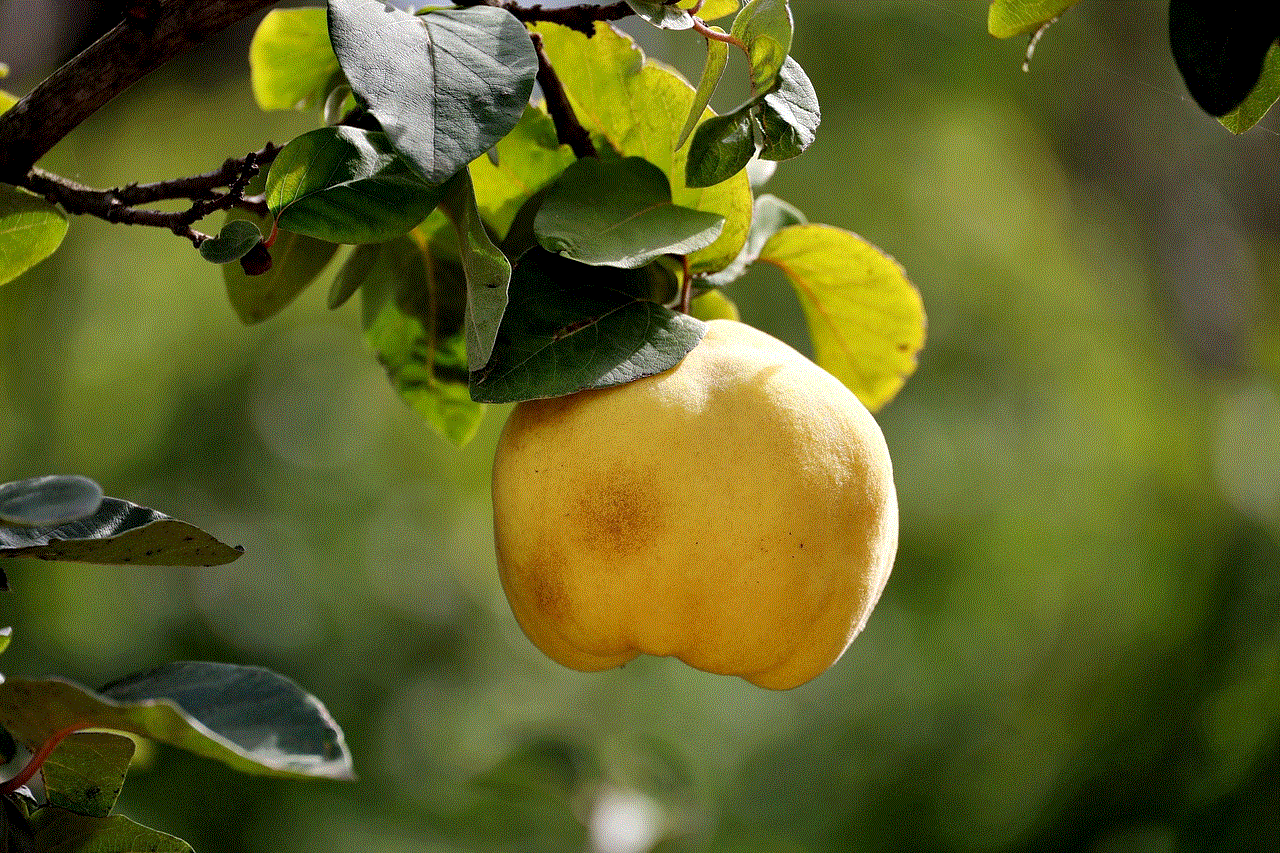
left=575, top=477, right=658, bottom=558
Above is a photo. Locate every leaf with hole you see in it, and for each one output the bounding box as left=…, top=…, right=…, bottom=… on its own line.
left=730, top=0, right=793, bottom=91
left=469, top=248, right=706, bottom=403
left=535, top=157, right=725, bottom=269
left=0, top=475, right=103, bottom=528
left=266, top=126, right=445, bottom=244
left=328, top=0, right=537, bottom=184
left=0, top=496, right=242, bottom=566
left=250, top=7, right=341, bottom=111
left=42, top=732, right=134, bottom=818
left=358, top=229, right=487, bottom=445
left=0, top=662, right=352, bottom=780
left=533, top=22, right=751, bottom=274
left=0, top=184, right=68, bottom=287
left=759, top=224, right=925, bottom=411
left=198, top=219, right=262, bottom=264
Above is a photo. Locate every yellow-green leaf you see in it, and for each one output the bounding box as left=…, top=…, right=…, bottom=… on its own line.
left=690, top=288, right=741, bottom=321
left=0, top=89, right=16, bottom=114
left=250, top=7, right=340, bottom=111
left=0, top=184, right=68, bottom=286
left=988, top=0, right=1080, bottom=38
left=468, top=105, right=575, bottom=240
left=759, top=224, right=925, bottom=411
left=679, top=0, right=739, bottom=21
left=532, top=22, right=751, bottom=275
left=1220, top=42, right=1280, bottom=133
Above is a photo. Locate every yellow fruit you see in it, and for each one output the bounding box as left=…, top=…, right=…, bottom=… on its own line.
left=491, top=319, right=898, bottom=689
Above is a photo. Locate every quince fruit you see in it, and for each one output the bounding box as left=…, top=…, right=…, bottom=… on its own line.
left=491, top=319, right=898, bottom=689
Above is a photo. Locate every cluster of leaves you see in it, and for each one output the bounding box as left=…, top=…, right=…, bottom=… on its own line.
left=0, top=476, right=352, bottom=852
left=990, top=0, right=1280, bottom=133
left=212, top=0, right=927, bottom=444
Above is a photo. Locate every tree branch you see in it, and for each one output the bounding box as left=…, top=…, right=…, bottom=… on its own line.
left=0, top=0, right=277, bottom=184
left=530, top=32, right=597, bottom=158
left=464, top=1, right=635, bottom=36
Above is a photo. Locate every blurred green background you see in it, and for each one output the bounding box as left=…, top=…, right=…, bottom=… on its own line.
left=1, top=1, right=1278, bottom=851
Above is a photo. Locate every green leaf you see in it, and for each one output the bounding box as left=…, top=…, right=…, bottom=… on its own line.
left=758, top=56, right=819, bottom=160
left=1220, top=41, right=1280, bottom=132
left=223, top=223, right=339, bottom=325
left=678, top=0, right=739, bottom=21
left=987, top=0, right=1080, bottom=38
left=266, top=126, right=445, bottom=244
left=729, top=0, right=793, bottom=91
left=689, top=288, right=740, bottom=321
left=0, top=496, right=242, bottom=566
left=0, top=90, right=16, bottom=114
left=1, top=797, right=36, bottom=853
left=703, top=192, right=806, bottom=286
left=532, top=22, right=751, bottom=274
left=627, top=0, right=695, bottom=30
left=359, top=230, right=486, bottom=446
left=0, top=626, right=11, bottom=655
left=676, top=32, right=730, bottom=150
left=1169, top=1, right=1280, bottom=116
left=43, top=732, right=134, bottom=818
left=31, top=807, right=192, bottom=853
left=328, top=0, right=537, bottom=184
left=249, top=6, right=341, bottom=111
left=197, top=219, right=262, bottom=264
left=469, top=248, right=706, bottom=403
left=0, top=476, right=103, bottom=528
left=0, top=184, right=68, bottom=287
left=328, top=241, right=377, bottom=310
left=686, top=107, right=757, bottom=189
left=534, top=157, right=725, bottom=269
left=468, top=105, right=575, bottom=240
left=438, top=169, right=510, bottom=372
left=0, top=662, right=353, bottom=780
left=759, top=224, right=925, bottom=412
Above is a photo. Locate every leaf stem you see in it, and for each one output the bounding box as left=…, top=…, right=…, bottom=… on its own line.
left=691, top=17, right=748, bottom=54
left=0, top=723, right=87, bottom=795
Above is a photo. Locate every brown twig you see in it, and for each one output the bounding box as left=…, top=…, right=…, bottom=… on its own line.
left=0, top=0, right=278, bottom=183
left=462, top=1, right=635, bottom=36
left=530, top=32, right=598, bottom=158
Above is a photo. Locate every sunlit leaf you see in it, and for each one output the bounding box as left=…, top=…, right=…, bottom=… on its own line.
left=689, top=288, right=741, bottom=321
left=686, top=107, right=756, bottom=188
left=758, top=56, right=819, bottom=160
left=469, top=106, right=575, bottom=240
left=678, top=0, right=739, bottom=21
left=703, top=192, right=805, bottom=286
left=0, top=90, right=16, bottom=114
left=0, top=184, right=68, bottom=287
left=328, top=0, right=537, bottom=184
left=266, top=126, right=445, bottom=244
left=535, top=157, right=724, bottom=268
left=987, top=0, right=1080, bottom=38
left=470, top=248, right=705, bottom=403
left=43, top=732, right=134, bottom=818
left=676, top=31, right=730, bottom=150
left=198, top=219, right=262, bottom=264
left=30, top=807, right=193, bottom=852
left=1219, top=40, right=1280, bottom=132
left=627, top=0, right=694, bottom=29
left=358, top=229, right=487, bottom=446
left=0, top=497, right=242, bottom=566
left=759, top=224, right=925, bottom=411
left=438, top=169, right=510, bottom=371
left=0, top=662, right=353, bottom=780
left=0, top=627, right=11, bottom=656
left=250, top=7, right=340, bottom=111
left=730, top=0, right=793, bottom=91
left=533, top=22, right=751, bottom=274
left=0, top=475, right=103, bottom=528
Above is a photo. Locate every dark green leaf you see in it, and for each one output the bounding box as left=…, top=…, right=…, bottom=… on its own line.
left=0, top=184, right=68, bottom=287
left=1, top=796, right=35, bottom=853
left=249, top=7, right=341, bottom=111
left=535, top=157, right=725, bottom=269
left=626, top=0, right=695, bottom=30
left=703, top=192, right=806, bottom=286
left=758, top=56, right=819, bottom=160
left=360, top=231, right=487, bottom=445
left=198, top=219, right=262, bottom=264
left=328, top=0, right=537, bottom=184
left=469, top=248, right=706, bottom=403
left=0, top=476, right=103, bottom=528
left=1169, top=0, right=1280, bottom=116
left=30, top=807, right=192, bottom=853
left=438, top=169, right=510, bottom=371
left=0, top=663, right=353, bottom=780
left=685, top=108, right=757, bottom=188
left=1220, top=41, right=1280, bottom=132
left=266, top=126, right=445, bottom=244
left=328, top=241, right=378, bottom=309
left=0, top=497, right=242, bottom=566
left=729, top=0, right=793, bottom=91
left=43, top=732, right=134, bottom=818
left=676, top=32, right=730, bottom=150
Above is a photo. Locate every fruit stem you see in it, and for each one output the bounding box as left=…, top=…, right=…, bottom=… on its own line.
left=677, top=255, right=693, bottom=314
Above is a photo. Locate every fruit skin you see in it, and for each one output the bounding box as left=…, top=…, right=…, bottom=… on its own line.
left=491, top=319, right=898, bottom=690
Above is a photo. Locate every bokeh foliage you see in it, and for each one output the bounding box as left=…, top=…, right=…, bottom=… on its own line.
left=1, top=2, right=1277, bottom=852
